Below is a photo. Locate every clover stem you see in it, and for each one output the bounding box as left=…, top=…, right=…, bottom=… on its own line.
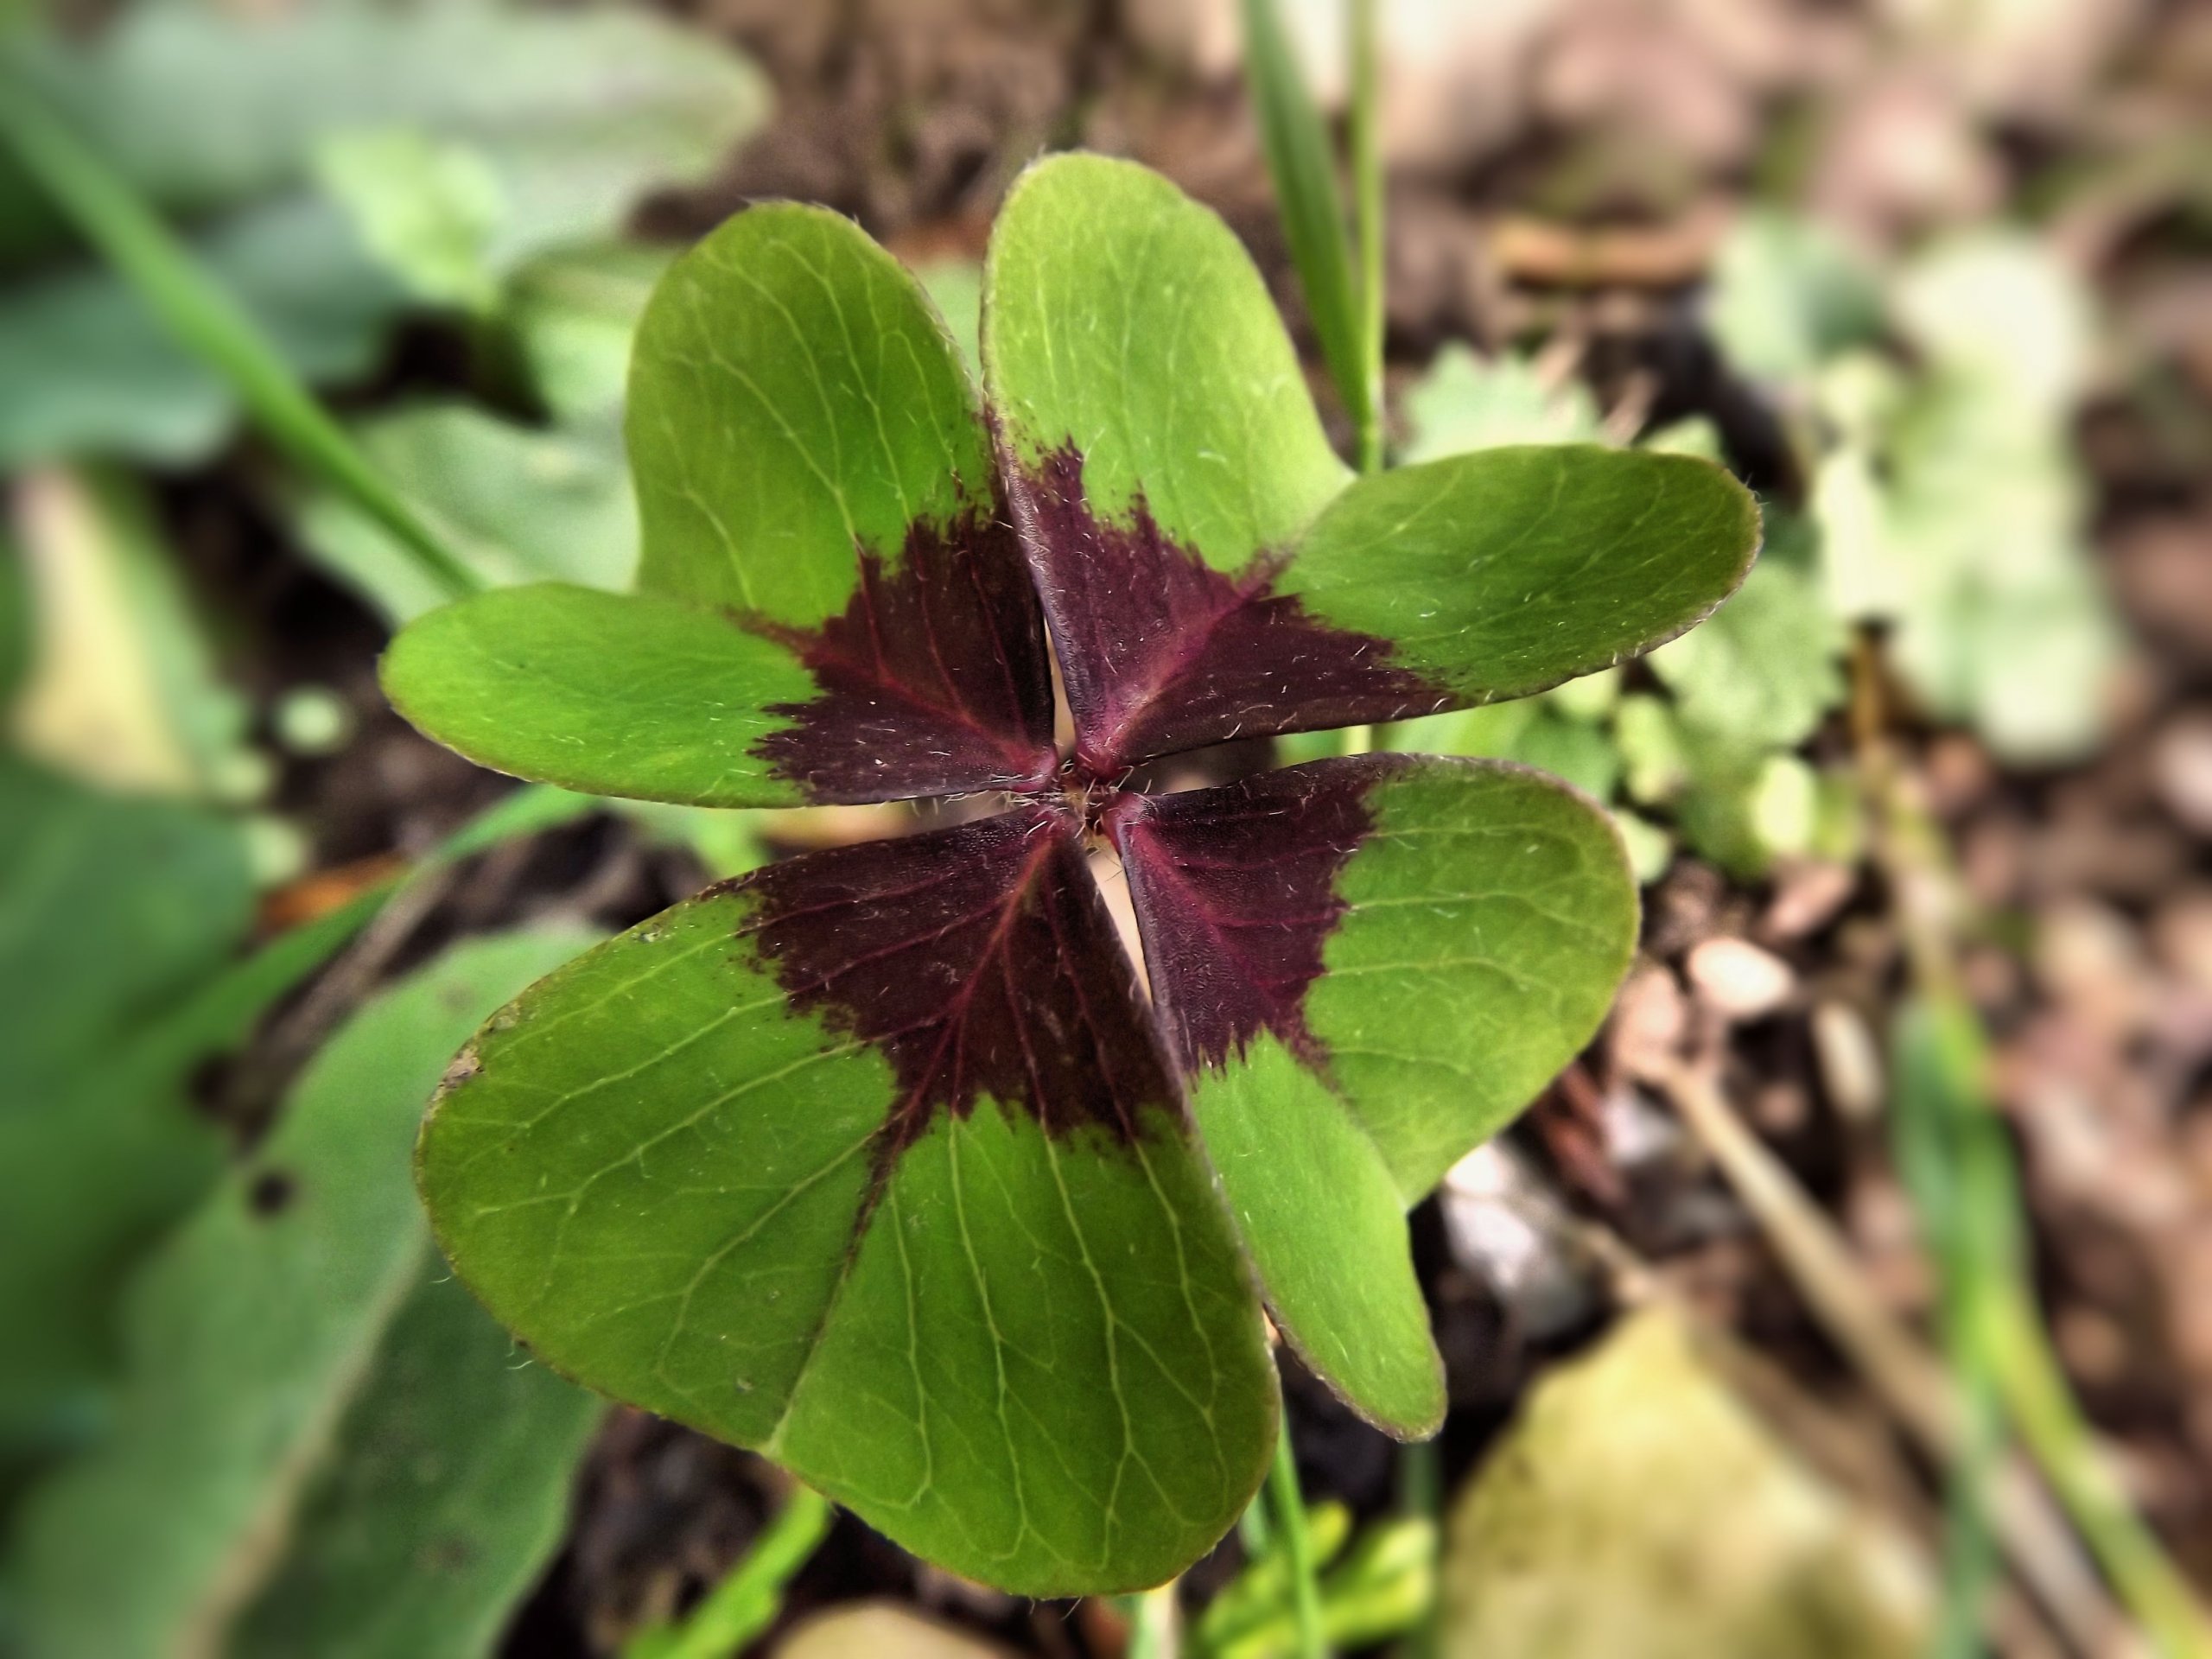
left=1268, top=1410, right=1330, bottom=1659
left=0, top=67, right=482, bottom=604
left=1396, top=1437, right=1444, bottom=1659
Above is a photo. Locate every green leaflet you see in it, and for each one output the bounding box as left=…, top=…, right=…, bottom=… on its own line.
left=1186, top=1036, right=1442, bottom=1436
left=1123, top=760, right=1635, bottom=1433
left=984, top=153, right=1352, bottom=574
left=387, top=203, right=1041, bottom=809
left=627, top=202, right=995, bottom=623
left=418, top=878, right=1278, bottom=1596
left=770, top=1104, right=1274, bottom=1592
left=380, top=585, right=810, bottom=808
left=1286, top=445, right=1760, bottom=709
left=983, top=156, right=1758, bottom=747
left=1313, top=764, right=1638, bottom=1198
left=5, top=931, right=600, bottom=1659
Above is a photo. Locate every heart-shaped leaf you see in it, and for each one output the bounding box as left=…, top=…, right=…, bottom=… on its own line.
left=417, top=808, right=1277, bottom=1596
left=382, top=585, right=816, bottom=808
left=1112, top=756, right=1635, bottom=1432
left=983, top=155, right=1757, bottom=772
left=382, top=203, right=1055, bottom=808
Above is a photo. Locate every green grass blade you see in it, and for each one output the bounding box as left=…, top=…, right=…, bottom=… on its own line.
left=622, top=1485, right=832, bottom=1659
left=1240, top=0, right=1370, bottom=452
left=105, top=785, right=599, bottom=1091
left=0, top=65, right=481, bottom=601
left=1347, top=0, right=1385, bottom=476
left=1891, top=996, right=2014, bottom=1659
left=1988, top=1277, right=2212, bottom=1659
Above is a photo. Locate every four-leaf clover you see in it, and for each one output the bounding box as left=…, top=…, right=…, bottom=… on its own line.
left=382, top=154, right=1758, bottom=1593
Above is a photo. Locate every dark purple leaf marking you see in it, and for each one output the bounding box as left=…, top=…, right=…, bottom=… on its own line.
left=748, top=509, right=1058, bottom=804
left=1000, top=445, right=1447, bottom=775
left=1109, top=758, right=1400, bottom=1074
left=732, top=803, right=1177, bottom=1166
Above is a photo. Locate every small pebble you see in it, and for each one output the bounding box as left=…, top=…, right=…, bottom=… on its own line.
left=1686, top=937, right=1796, bottom=1020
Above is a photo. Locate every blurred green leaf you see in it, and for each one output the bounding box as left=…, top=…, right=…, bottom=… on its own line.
left=620, top=800, right=772, bottom=882
left=296, top=403, right=637, bottom=623
left=0, top=758, right=252, bottom=1493
left=0, top=0, right=766, bottom=463
left=6, top=930, right=601, bottom=1659
left=0, top=776, right=599, bottom=1516
left=0, top=756, right=254, bottom=1105
left=0, top=194, right=403, bottom=467
left=504, top=242, right=671, bottom=426
left=226, top=1268, right=601, bottom=1659
left=1892, top=232, right=2089, bottom=419
left=1615, top=692, right=1688, bottom=807
left=1714, top=219, right=2125, bottom=767
left=1401, top=345, right=1603, bottom=462
left=1384, top=700, right=1621, bottom=802
left=1199, top=1501, right=1356, bottom=1656
left=0, top=526, right=34, bottom=726
left=1648, top=524, right=1846, bottom=752
left=314, top=128, right=505, bottom=313
left=1, top=0, right=768, bottom=265
left=1196, top=1502, right=1437, bottom=1659
left=1442, top=1308, right=1931, bottom=1659
left=1615, top=809, right=1675, bottom=885
left=912, top=256, right=983, bottom=381
left=1706, top=210, right=1884, bottom=385
left=1643, top=414, right=1726, bottom=461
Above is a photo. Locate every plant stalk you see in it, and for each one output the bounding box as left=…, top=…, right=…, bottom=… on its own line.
left=624, top=1484, right=832, bottom=1659
left=1396, top=1437, right=1443, bottom=1659
left=0, top=67, right=481, bottom=603
left=1850, top=629, right=2212, bottom=1659
left=1239, top=0, right=1371, bottom=463
left=1268, top=1415, right=1329, bottom=1659
left=1348, top=0, right=1385, bottom=478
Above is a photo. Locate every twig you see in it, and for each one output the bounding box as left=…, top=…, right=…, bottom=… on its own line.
left=1660, top=1062, right=2126, bottom=1656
